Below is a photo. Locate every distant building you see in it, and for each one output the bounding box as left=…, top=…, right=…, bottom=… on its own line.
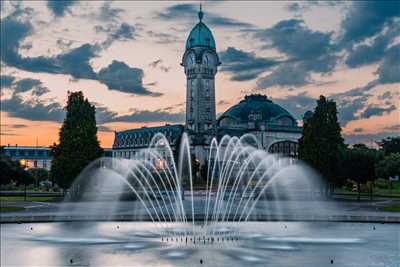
left=1, top=145, right=52, bottom=170
left=1, top=145, right=113, bottom=170
left=113, top=8, right=304, bottom=162
left=113, top=125, right=184, bottom=159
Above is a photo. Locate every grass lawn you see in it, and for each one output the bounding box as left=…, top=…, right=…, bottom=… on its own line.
left=0, top=206, right=26, bottom=212
left=0, top=196, right=58, bottom=202
left=380, top=205, right=400, bottom=212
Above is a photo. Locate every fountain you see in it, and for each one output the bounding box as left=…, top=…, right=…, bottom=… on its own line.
left=2, top=133, right=399, bottom=266
left=58, top=133, right=322, bottom=237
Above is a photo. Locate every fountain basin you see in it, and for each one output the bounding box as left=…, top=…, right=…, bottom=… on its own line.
left=1, top=221, right=399, bottom=267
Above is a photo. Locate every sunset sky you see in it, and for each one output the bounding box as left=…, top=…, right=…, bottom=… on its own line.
left=1, top=1, right=399, bottom=148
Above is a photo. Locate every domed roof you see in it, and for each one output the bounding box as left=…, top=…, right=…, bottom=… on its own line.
left=218, top=94, right=296, bottom=124
left=185, top=8, right=216, bottom=50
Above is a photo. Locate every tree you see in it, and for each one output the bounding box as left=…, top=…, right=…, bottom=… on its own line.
left=298, top=95, right=344, bottom=196
left=380, top=137, right=400, bottom=155
left=200, top=161, right=209, bottom=181
left=50, top=91, right=103, bottom=190
left=340, top=147, right=381, bottom=200
left=0, top=154, right=33, bottom=186
left=376, top=153, right=400, bottom=179
left=28, top=168, right=49, bottom=186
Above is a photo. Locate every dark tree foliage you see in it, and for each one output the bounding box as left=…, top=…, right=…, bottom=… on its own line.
left=339, top=147, right=382, bottom=200
left=376, top=153, right=400, bottom=179
left=380, top=137, right=400, bottom=155
left=298, top=95, right=344, bottom=196
left=50, top=91, right=103, bottom=190
left=200, top=161, right=208, bottom=179
left=0, top=154, right=33, bottom=185
left=28, top=168, right=49, bottom=183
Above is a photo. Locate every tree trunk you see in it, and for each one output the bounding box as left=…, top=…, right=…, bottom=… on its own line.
left=369, top=182, right=373, bottom=201
left=357, top=181, right=361, bottom=201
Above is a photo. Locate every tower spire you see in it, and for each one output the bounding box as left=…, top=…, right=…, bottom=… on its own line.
left=198, top=3, right=203, bottom=22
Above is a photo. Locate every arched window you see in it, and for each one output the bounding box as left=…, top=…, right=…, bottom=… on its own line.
left=268, top=141, right=298, bottom=157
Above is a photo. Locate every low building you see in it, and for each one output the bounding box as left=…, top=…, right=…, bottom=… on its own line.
left=1, top=145, right=52, bottom=170
left=112, top=125, right=184, bottom=160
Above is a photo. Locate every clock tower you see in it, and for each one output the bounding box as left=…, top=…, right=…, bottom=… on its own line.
left=181, top=6, right=220, bottom=154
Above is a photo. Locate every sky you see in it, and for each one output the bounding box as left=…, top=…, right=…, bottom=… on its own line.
left=1, top=0, right=399, bottom=148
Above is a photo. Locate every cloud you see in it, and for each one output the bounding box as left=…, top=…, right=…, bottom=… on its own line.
left=97, top=60, right=162, bottom=96
left=360, top=104, right=396, bottom=119
left=0, top=15, right=98, bottom=79
left=383, top=124, right=400, bottom=132
left=339, top=1, right=400, bottom=46
left=112, top=109, right=185, bottom=123
left=1, top=14, right=159, bottom=96
left=378, top=91, right=393, bottom=100
left=47, top=0, right=77, bottom=17
left=354, top=127, right=364, bottom=133
left=219, top=47, right=278, bottom=81
left=252, top=19, right=337, bottom=88
left=157, top=3, right=253, bottom=28
left=97, top=2, right=124, bottom=22
left=256, top=63, right=310, bottom=88
left=254, top=19, right=335, bottom=60
left=217, top=100, right=231, bottom=106
left=272, top=93, right=317, bottom=119
left=97, top=125, right=114, bottom=132
left=345, top=26, right=400, bottom=68
left=1, top=124, right=28, bottom=129
left=344, top=131, right=400, bottom=144
left=14, top=78, right=42, bottom=93
left=93, top=105, right=118, bottom=124
left=96, top=23, right=136, bottom=48
left=327, top=81, right=378, bottom=125
left=2, top=93, right=127, bottom=124
left=0, top=75, right=15, bottom=88
left=146, top=30, right=181, bottom=44
left=376, top=44, right=400, bottom=84
left=2, top=93, right=65, bottom=122
left=286, top=1, right=342, bottom=12
left=148, top=59, right=170, bottom=72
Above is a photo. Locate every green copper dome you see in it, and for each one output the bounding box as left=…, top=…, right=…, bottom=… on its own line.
left=218, top=94, right=296, bottom=126
left=185, top=9, right=216, bottom=50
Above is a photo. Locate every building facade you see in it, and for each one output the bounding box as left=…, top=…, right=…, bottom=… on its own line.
left=113, top=8, right=302, bottom=162
left=1, top=145, right=52, bottom=170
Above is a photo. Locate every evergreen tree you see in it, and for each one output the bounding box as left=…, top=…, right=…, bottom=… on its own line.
left=298, top=95, right=344, bottom=196
left=380, top=137, right=400, bottom=155
left=50, top=91, right=103, bottom=190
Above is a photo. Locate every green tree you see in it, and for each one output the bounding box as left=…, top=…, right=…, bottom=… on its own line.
left=298, top=95, right=344, bottom=196
left=50, top=91, right=103, bottom=190
left=376, top=153, right=400, bottom=179
left=340, top=147, right=381, bottom=200
left=0, top=154, right=33, bottom=186
left=380, top=137, right=400, bottom=155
